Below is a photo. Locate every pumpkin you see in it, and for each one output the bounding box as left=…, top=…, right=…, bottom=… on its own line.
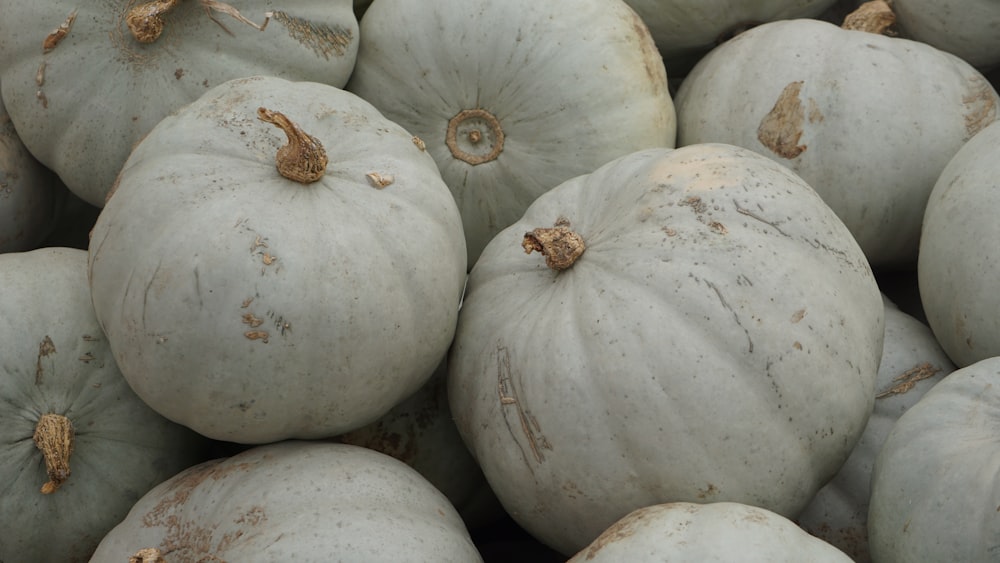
left=0, top=0, right=359, bottom=207
left=621, top=0, right=838, bottom=76
left=346, top=0, right=676, bottom=267
left=0, top=89, right=60, bottom=252
left=89, top=440, right=484, bottom=562
left=796, top=294, right=953, bottom=562
left=336, top=358, right=504, bottom=530
left=570, top=502, right=853, bottom=562
left=918, top=118, right=1000, bottom=368
left=88, top=75, right=468, bottom=444
left=867, top=356, right=1000, bottom=562
left=673, top=6, right=999, bottom=268
left=0, top=247, right=208, bottom=563
left=892, top=0, right=1000, bottom=70
left=448, top=143, right=884, bottom=555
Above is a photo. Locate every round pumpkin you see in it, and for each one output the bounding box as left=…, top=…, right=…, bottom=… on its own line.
left=796, top=295, right=953, bottom=562
left=0, top=90, right=60, bottom=252
left=918, top=118, right=1000, bottom=367
left=0, top=0, right=359, bottom=207
left=346, top=0, right=676, bottom=267
left=88, top=75, right=468, bottom=444
left=571, top=502, right=853, bottom=562
left=0, top=247, right=208, bottom=563
left=89, top=440, right=483, bottom=562
left=448, top=143, right=884, bottom=555
left=868, top=356, right=1000, bottom=562
left=673, top=13, right=999, bottom=267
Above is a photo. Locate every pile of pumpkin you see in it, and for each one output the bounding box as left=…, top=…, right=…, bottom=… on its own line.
left=2, top=0, right=999, bottom=561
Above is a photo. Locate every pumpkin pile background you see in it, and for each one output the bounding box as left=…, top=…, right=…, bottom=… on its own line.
left=1, top=0, right=999, bottom=561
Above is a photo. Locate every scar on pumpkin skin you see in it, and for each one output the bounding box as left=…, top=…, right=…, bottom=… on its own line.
left=43, top=9, right=77, bottom=53
left=758, top=81, right=807, bottom=159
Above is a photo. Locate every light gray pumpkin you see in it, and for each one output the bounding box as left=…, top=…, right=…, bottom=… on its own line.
left=571, top=502, right=853, bottom=562
left=0, top=247, right=207, bottom=563
left=796, top=295, right=953, bottom=562
left=674, top=13, right=999, bottom=267
left=347, top=0, right=676, bottom=267
left=918, top=118, right=1000, bottom=367
left=448, top=144, right=884, bottom=555
left=88, top=75, right=467, bottom=443
left=868, top=356, right=1000, bottom=562
left=0, top=89, right=60, bottom=252
left=89, top=440, right=483, bottom=562
left=0, top=0, right=358, bottom=207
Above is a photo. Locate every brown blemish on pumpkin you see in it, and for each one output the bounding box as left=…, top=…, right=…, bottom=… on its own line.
left=841, top=0, right=897, bottom=35
left=257, top=107, right=328, bottom=183
left=496, top=343, right=551, bottom=471
left=35, top=91, right=49, bottom=109
left=174, top=68, right=184, bottom=80
left=875, top=362, right=941, bottom=398
left=962, top=76, right=997, bottom=140
left=793, top=341, right=803, bottom=350
left=240, top=297, right=254, bottom=308
left=696, top=483, right=719, bottom=499
left=244, top=330, right=269, bottom=343
left=42, top=9, right=77, bottom=53
left=446, top=108, right=504, bottom=165
left=241, top=313, right=264, bottom=328
left=582, top=508, right=647, bottom=560
left=411, top=136, right=426, bottom=151
left=522, top=218, right=586, bottom=271
left=35, top=335, right=56, bottom=385
left=759, top=81, right=807, bottom=159
left=270, top=11, right=353, bottom=60
left=791, top=309, right=807, bottom=323
left=78, top=352, right=96, bottom=363
left=33, top=413, right=74, bottom=494
left=808, top=98, right=824, bottom=123
left=140, top=459, right=259, bottom=559
left=35, top=62, right=46, bottom=87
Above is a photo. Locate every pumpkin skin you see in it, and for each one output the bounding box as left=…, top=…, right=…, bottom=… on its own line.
left=448, top=144, right=884, bottom=555
left=0, top=0, right=358, bottom=207
left=0, top=247, right=208, bottom=563
left=796, top=295, right=952, bottom=562
left=0, top=91, right=60, bottom=252
left=674, top=18, right=999, bottom=268
left=918, top=119, right=1000, bottom=368
left=622, top=0, right=837, bottom=75
left=868, top=356, right=1000, bottom=562
left=570, top=502, right=853, bottom=562
left=88, top=75, right=468, bottom=444
left=347, top=0, right=676, bottom=267
left=89, top=440, right=484, bottom=562
left=892, top=0, right=1000, bottom=70
left=336, top=358, right=504, bottom=530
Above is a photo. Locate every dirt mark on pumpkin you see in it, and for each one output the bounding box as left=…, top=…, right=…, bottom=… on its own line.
left=35, top=336, right=56, bottom=385
left=271, top=11, right=353, bottom=60
left=582, top=508, right=648, bottom=560
left=758, top=81, right=809, bottom=159
left=496, top=342, right=551, bottom=471
left=963, top=76, right=997, bottom=140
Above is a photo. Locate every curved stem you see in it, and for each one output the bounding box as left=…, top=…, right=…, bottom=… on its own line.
left=126, top=0, right=181, bottom=44
left=257, top=107, right=328, bottom=184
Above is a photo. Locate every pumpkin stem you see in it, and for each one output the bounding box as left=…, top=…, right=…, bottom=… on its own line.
left=126, top=0, right=273, bottom=44
left=33, top=413, right=74, bottom=494
left=126, top=0, right=181, bottom=44
left=446, top=108, right=505, bottom=165
left=129, top=548, right=167, bottom=563
left=523, top=218, right=586, bottom=271
left=257, top=107, right=328, bottom=184
left=842, top=0, right=897, bottom=35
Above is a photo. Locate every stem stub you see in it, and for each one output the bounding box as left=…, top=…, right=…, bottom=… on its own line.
left=523, top=218, right=586, bottom=271
left=257, top=107, right=328, bottom=183
left=33, top=413, right=74, bottom=494
left=446, top=108, right=504, bottom=165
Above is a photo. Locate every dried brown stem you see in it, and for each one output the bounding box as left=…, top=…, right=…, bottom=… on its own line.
left=523, top=218, right=586, bottom=271
left=33, top=413, right=74, bottom=494
left=257, top=107, right=328, bottom=183
left=842, top=0, right=897, bottom=35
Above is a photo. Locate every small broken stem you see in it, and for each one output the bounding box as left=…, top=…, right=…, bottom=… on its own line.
left=842, top=0, right=897, bottom=35
left=126, top=0, right=272, bottom=43
left=33, top=413, right=74, bottom=494
left=129, top=548, right=167, bottom=563
left=523, top=218, right=586, bottom=271
left=257, top=107, right=328, bottom=183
